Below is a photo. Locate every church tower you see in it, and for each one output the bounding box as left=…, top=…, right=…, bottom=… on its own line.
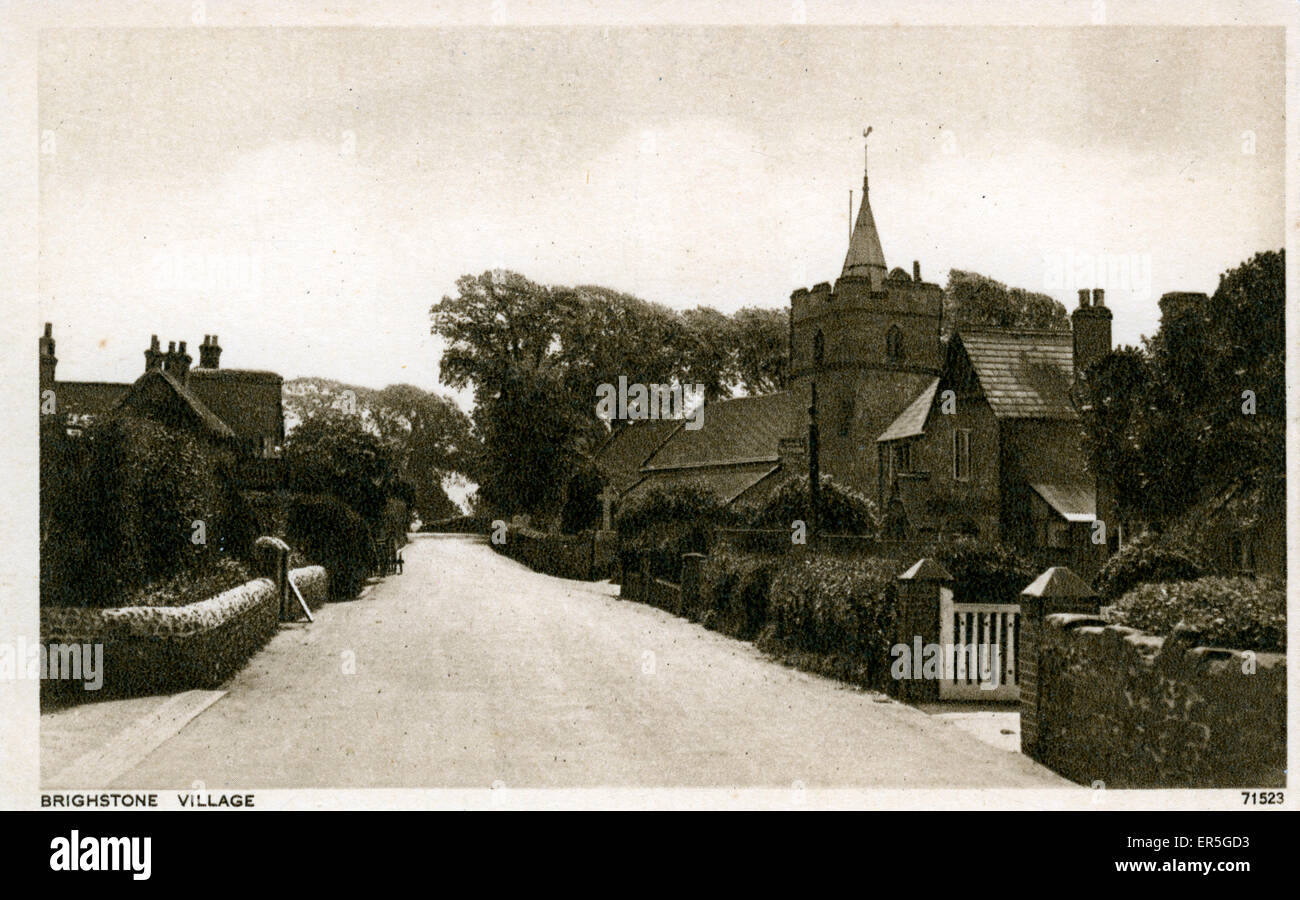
left=788, top=130, right=944, bottom=494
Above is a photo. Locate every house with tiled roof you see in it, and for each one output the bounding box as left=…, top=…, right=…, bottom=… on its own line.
left=876, top=289, right=1115, bottom=577
left=39, top=324, right=285, bottom=470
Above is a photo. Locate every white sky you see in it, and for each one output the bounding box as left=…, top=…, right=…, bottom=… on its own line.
left=38, top=26, right=1285, bottom=404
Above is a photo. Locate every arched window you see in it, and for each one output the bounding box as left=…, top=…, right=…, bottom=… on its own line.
left=813, top=329, right=825, bottom=367
left=886, top=325, right=905, bottom=362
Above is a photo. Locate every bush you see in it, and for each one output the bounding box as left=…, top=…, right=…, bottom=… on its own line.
left=759, top=555, right=899, bottom=689
left=1107, top=576, right=1285, bottom=652
left=41, top=415, right=255, bottom=607
left=1096, top=532, right=1204, bottom=602
left=615, top=483, right=735, bottom=581
left=698, top=551, right=780, bottom=639
left=921, top=537, right=1037, bottom=605
left=744, top=474, right=880, bottom=535
left=287, top=493, right=374, bottom=600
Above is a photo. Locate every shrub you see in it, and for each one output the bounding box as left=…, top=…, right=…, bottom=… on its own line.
left=40, top=415, right=255, bottom=607
left=1095, top=532, right=1204, bottom=602
left=759, top=554, right=899, bottom=689
left=744, top=473, right=880, bottom=535
left=615, top=483, right=734, bottom=581
left=287, top=493, right=374, bottom=600
left=921, top=537, right=1037, bottom=605
left=1107, top=576, right=1285, bottom=652
left=698, top=551, right=780, bottom=639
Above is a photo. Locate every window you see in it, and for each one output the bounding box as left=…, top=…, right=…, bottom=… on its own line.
left=893, top=441, right=911, bottom=474
left=952, top=429, right=971, bottom=482
left=886, top=324, right=905, bottom=362
left=813, top=329, right=825, bottom=367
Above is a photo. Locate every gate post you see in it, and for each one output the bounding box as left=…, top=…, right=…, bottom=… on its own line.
left=1018, top=566, right=1100, bottom=760
left=894, top=558, right=953, bottom=702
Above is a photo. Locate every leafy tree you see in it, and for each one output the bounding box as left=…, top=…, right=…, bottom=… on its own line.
left=677, top=306, right=739, bottom=402
left=1075, top=346, right=1150, bottom=523
left=943, top=269, right=1069, bottom=333
left=283, top=408, right=399, bottom=525
left=732, top=306, right=788, bottom=394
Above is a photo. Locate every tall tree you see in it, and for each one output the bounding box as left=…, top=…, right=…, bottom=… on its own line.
left=943, top=269, right=1069, bottom=333
left=732, top=306, right=787, bottom=394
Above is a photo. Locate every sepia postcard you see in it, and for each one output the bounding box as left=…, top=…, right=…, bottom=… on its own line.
left=1, top=0, right=1296, bottom=842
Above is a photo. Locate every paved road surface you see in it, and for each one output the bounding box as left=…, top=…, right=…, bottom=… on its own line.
left=54, top=534, right=1066, bottom=789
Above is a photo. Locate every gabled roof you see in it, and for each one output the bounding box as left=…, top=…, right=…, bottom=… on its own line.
left=641, top=391, right=804, bottom=472
left=958, top=329, right=1077, bottom=420
left=54, top=381, right=129, bottom=419
left=1021, top=566, right=1096, bottom=599
left=877, top=378, right=940, bottom=443
left=115, top=368, right=236, bottom=439
left=593, top=419, right=681, bottom=494
left=188, top=368, right=283, bottom=441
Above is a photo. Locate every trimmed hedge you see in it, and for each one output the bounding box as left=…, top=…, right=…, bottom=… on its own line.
left=40, top=577, right=280, bottom=702
left=1106, top=576, right=1286, bottom=652
left=287, top=494, right=373, bottom=600
left=698, top=551, right=780, bottom=639
left=615, top=483, right=734, bottom=581
left=758, top=555, right=899, bottom=690
left=742, top=473, right=880, bottom=535
left=921, top=537, right=1037, bottom=605
left=1096, top=532, right=1205, bottom=602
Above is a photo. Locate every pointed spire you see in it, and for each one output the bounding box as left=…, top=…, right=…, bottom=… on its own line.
left=842, top=126, right=886, bottom=283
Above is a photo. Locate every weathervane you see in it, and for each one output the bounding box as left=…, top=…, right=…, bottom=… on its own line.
left=862, top=125, right=873, bottom=189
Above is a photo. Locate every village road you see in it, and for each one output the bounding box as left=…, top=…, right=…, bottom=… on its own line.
left=100, top=534, right=1067, bottom=789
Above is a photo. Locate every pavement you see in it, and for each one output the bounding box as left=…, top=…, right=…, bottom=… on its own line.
left=41, top=533, right=1067, bottom=789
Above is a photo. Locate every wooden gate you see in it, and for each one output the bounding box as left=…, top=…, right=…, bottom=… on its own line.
left=938, top=588, right=1021, bottom=701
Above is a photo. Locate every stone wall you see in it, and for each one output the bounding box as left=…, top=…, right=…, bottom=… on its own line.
left=1025, top=612, right=1286, bottom=788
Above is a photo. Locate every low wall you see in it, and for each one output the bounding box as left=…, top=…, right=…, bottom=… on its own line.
left=619, top=569, right=684, bottom=616
left=1026, top=612, right=1286, bottom=788
left=40, top=577, right=281, bottom=701
left=289, top=565, right=329, bottom=611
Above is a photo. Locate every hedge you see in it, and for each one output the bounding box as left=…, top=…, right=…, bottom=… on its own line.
left=1095, top=532, right=1205, bottom=602
left=697, top=551, right=781, bottom=639
left=40, top=576, right=280, bottom=702
left=287, top=493, right=374, bottom=600
left=1106, top=575, right=1286, bottom=652
left=615, top=483, right=734, bottom=581
left=40, top=414, right=256, bottom=607
left=742, top=473, right=880, bottom=535
left=758, top=554, right=899, bottom=690
left=921, top=536, right=1037, bottom=605
left=289, top=565, right=330, bottom=611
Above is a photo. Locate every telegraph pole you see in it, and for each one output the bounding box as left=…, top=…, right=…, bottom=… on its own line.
left=808, top=380, right=821, bottom=544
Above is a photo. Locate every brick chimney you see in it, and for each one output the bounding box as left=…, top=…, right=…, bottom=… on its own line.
left=198, top=334, right=222, bottom=369
left=39, top=323, right=57, bottom=391
left=144, top=335, right=163, bottom=371
left=161, top=340, right=193, bottom=382
left=913, top=260, right=922, bottom=282
left=1071, top=287, right=1112, bottom=380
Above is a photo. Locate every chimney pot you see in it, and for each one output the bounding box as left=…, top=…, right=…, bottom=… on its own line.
left=1092, top=288, right=1105, bottom=307
left=913, top=260, right=921, bottom=282
left=1077, top=288, right=1090, bottom=308
left=44, top=322, right=53, bottom=338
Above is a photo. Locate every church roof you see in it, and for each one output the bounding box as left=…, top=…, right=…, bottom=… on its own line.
left=622, top=463, right=782, bottom=508
left=640, top=391, right=803, bottom=471
left=593, top=419, right=681, bottom=494
left=958, top=330, right=1077, bottom=420
left=841, top=186, right=887, bottom=281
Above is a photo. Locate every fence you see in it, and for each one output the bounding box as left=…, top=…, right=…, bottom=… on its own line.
left=938, top=590, right=1021, bottom=701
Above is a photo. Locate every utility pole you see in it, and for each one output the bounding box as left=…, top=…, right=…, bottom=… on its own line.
left=808, top=380, right=821, bottom=544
